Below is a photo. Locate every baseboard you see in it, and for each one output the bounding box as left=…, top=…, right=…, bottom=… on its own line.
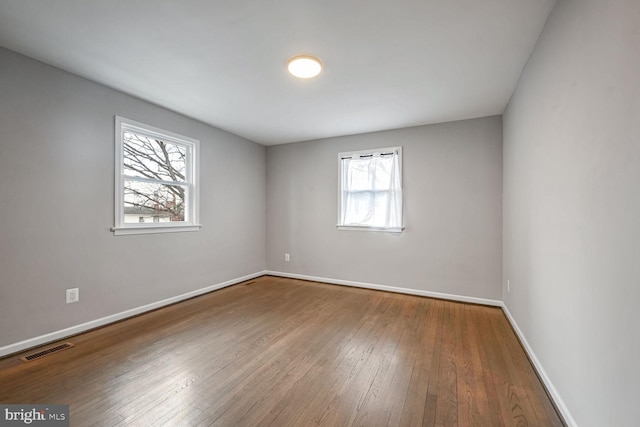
left=265, top=270, right=502, bottom=307
left=269, top=271, right=574, bottom=424
left=0, top=271, right=267, bottom=358
left=501, top=304, right=576, bottom=427
left=1, top=270, right=574, bottom=427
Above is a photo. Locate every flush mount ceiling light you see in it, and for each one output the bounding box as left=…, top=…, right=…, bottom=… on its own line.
left=287, top=55, right=322, bottom=78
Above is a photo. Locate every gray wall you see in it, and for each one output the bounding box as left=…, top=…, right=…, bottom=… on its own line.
left=0, top=47, right=266, bottom=348
left=266, top=117, right=503, bottom=300
left=503, top=0, right=640, bottom=425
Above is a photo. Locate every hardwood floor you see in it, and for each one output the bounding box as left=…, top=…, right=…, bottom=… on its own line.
left=0, top=276, right=563, bottom=426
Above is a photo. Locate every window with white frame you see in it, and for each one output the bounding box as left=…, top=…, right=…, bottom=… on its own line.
left=113, top=116, right=200, bottom=235
left=338, top=146, right=403, bottom=232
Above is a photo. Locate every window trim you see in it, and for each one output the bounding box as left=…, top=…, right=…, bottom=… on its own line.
left=337, top=146, right=404, bottom=233
left=112, top=116, right=201, bottom=236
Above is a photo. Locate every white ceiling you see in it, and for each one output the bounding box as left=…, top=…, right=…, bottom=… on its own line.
left=0, top=0, right=555, bottom=145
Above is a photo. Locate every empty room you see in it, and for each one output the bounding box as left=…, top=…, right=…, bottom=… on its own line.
left=0, top=0, right=638, bottom=426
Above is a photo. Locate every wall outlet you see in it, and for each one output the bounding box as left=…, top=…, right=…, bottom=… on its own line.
left=284, top=253, right=290, bottom=262
left=507, top=280, right=510, bottom=293
left=66, top=288, right=79, bottom=304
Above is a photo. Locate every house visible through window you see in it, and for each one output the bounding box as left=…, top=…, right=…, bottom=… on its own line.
left=113, top=116, right=200, bottom=235
left=338, top=146, right=403, bottom=232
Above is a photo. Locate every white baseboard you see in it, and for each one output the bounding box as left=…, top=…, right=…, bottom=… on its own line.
left=1, top=269, right=573, bottom=427
left=268, top=270, right=573, bottom=424
left=501, top=304, right=576, bottom=427
left=0, top=271, right=266, bottom=358
left=264, top=270, right=502, bottom=307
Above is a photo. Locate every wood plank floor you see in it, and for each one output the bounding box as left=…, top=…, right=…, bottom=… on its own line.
left=0, top=276, right=564, bottom=426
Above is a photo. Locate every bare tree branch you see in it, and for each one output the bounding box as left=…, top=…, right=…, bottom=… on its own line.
left=122, top=132, right=187, bottom=221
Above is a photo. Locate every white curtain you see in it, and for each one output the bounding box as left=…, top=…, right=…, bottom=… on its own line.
left=340, top=151, right=402, bottom=230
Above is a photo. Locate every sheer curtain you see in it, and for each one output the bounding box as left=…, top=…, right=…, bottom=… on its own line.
left=339, top=148, right=403, bottom=231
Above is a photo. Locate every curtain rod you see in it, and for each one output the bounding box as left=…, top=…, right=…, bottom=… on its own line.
left=340, top=152, right=395, bottom=160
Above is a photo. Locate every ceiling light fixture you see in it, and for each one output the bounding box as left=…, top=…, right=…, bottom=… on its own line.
left=287, top=55, right=322, bottom=79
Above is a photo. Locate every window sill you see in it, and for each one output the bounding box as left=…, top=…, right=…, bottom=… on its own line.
left=336, top=225, right=404, bottom=233
left=111, top=224, right=202, bottom=236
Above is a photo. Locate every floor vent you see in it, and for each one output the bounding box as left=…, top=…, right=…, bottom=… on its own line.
left=243, top=281, right=256, bottom=286
left=21, top=342, right=75, bottom=362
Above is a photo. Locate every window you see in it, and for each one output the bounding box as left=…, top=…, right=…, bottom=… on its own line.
left=113, top=116, right=200, bottom=235
left=338, top=146, right=403, bottom=232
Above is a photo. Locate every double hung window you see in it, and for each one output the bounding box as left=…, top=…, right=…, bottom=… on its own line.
left=338, top=146, right=403, bottom=232
left=113, top=116, right=200, bottom=235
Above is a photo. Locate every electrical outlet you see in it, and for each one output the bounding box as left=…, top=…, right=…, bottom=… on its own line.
left=507, top=280, right=510, bottom=293
left=66, top=288, right=79, bottom=304
left=285, top=253, right=290, bottom=262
